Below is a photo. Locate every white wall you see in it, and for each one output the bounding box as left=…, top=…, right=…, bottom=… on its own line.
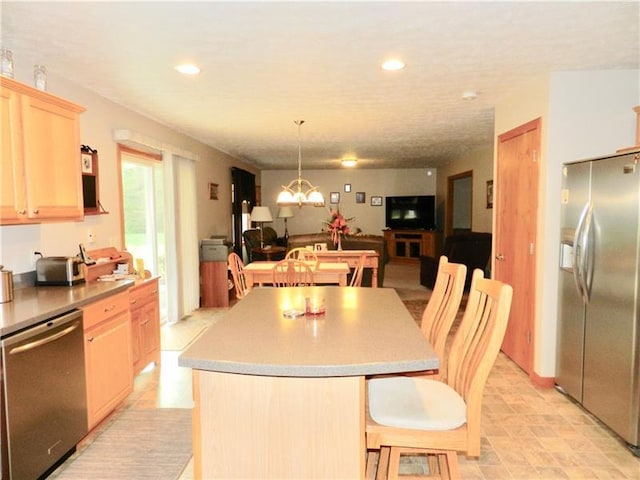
left=494, top=69, right=639, bottom=379
left=435, top=144, right=494, bottom=233
left=260, top=168, right=436, bottom=236
left=0, top=64, right=258, bottom=275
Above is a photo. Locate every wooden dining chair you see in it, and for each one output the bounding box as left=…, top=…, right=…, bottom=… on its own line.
left=349, top=253, right=368, bottom=287
left=420, top=256, right=466, bottom=380
left=272, top=259, right=315, bottom=287
left=285, top=247, right=318, bottom=265
left=366, top=269, right=513, bottom=477
left=228, top=252, right=250, bottom=299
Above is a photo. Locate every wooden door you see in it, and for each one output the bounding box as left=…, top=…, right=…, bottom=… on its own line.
left=494, top=118, right=541, bottom=375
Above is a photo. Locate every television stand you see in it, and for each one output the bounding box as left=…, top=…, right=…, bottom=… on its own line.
left=383, top=230, right=442, bottom=263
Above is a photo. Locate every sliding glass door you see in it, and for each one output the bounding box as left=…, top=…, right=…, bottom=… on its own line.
left=121, top=151, right=167, bottom=321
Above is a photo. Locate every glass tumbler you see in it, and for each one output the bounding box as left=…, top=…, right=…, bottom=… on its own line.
left=34, top=65, right=47, bottom=90
left=1, top=48, right=14, bottom=78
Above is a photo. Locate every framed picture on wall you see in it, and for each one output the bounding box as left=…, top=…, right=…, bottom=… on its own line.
left=344, top=184, right=351, bottom=193
left=355, top=192, right=366, bottom=204
left=81, top=152, right=93, bottom=174
left=209, top=182, right=219, bottom=200
left=486, top=180, right=493, bottom=209
left=371, top=196, right=382, bottom=206
left=330, top=192, right=340, bottom=204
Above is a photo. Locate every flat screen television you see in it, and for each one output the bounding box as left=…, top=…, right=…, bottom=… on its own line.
left=385, top=195, right=436, bottom=230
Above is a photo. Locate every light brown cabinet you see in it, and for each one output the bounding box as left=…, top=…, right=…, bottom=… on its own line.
left=0, top=77, right=85, bottom=225
left=82, top=291, right=133, bottom=429
left=200, top=261, right=230, bottom=307
left=130, top=278, right=161, bottom=377
left=383, top=229, right=442, bottom=262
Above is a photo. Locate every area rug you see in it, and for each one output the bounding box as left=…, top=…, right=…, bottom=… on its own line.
left=55, top=408, right=192, bottom=480
left=402, top=299, right=427, bottom=326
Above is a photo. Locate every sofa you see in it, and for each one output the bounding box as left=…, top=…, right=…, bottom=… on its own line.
left=286, top=232, right=388, bottom=287
left=242, top=227, right=287, bottom=262
left=419, top=232, right=492, bottom=290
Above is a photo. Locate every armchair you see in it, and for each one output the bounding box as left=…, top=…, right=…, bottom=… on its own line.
left=242, top=227, right=286, bottom=263
left=420, top=232, right=492, bottom=290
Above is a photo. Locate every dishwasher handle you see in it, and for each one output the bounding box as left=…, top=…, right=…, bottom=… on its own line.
left=1, top=309, right=82, bottom=348
left=9, top=322, right=80, bottom=355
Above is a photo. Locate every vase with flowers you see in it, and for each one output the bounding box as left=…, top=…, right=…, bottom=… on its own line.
left=324, top=208, right=353, bottom=251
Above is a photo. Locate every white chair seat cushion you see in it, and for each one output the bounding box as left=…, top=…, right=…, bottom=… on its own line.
left=368, top=376, right=466, bottom=431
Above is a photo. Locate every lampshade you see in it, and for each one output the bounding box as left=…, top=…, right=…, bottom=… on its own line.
left=276, top=120, right=325, bottom=208
left=250, top=206, right=273, bottom=223
left=277, top=206, right=294, bottom=219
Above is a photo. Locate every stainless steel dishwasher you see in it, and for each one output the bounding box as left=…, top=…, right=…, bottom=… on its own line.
left=1, top=309, right=88, bottom=479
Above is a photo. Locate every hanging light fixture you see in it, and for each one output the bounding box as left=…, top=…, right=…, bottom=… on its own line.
left=276, top=120, right=325, bottom=207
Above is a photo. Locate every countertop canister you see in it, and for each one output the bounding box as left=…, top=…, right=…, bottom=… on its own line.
left=0, top=265, right=14, bottom=303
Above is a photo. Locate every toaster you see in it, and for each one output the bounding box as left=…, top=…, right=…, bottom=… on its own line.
left=36, top=257, right=85, bottom=286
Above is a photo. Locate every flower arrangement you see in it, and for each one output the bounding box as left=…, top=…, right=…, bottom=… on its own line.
left=324, top=208, right=354, bottom=248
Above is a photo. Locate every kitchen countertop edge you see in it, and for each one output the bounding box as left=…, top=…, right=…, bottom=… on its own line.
left=1, top=279, right=135, bottom=338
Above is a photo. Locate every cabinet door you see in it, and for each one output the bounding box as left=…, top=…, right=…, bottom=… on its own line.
left=141, top=300, right=160, bottom=360
left=84, top=311, right=133, bottom=428
left=0, top=86, right=26, bottom=222
left=21, top=95, right=83, bottom=220
left=130, top=307, right=143, bottom=374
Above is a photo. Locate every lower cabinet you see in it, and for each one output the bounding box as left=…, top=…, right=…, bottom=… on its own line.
left=82, top=291, right=133, bottom=429
left=130, top=278, right=161, bottom=377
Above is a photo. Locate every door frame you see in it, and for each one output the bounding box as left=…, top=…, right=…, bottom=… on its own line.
left=445, top=170, right=473, bottom=237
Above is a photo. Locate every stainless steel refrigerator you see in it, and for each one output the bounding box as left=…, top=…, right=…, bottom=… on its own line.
left=557, top=150, right=640, bottom=455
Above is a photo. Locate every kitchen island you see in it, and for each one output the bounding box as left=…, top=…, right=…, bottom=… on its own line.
left=179, top=286, right=438, bottom=479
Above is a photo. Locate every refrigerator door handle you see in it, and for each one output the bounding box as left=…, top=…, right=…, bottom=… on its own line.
left=574, top=202, right=593, bottom=304
left=573, top=202, right=590, bottom=302
left=581, top=202, right=594, bottom=303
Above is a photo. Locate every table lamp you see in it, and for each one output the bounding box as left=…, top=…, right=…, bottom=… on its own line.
left=277, top=206, right=294, bottom=240
left=250, top=206, right=273, bottom=248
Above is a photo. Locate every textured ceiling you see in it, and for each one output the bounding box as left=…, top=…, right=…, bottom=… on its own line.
left=2, top=1, right=638, bottom=170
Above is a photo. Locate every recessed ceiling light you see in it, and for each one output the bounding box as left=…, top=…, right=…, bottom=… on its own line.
left=462, top=91, right=478, bottom=100
left=175, top=64, right=200, bottom=75
left=342, top=158, right=358, bottom=168
left=381, top=59, right=405, bottom=71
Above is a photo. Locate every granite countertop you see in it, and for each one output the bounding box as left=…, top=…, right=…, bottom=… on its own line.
left=0, top=279, right=135, bottom=338
left=179, top=286, right=438, bottom=377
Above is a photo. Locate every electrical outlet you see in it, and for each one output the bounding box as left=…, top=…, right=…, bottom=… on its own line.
left=87, top=230, right=95, bottom=244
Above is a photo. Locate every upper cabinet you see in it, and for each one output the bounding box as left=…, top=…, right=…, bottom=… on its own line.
left=1, top=77, right=85, bottom=225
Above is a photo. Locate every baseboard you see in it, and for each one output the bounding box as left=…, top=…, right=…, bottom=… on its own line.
left=530, top=371, right=555, bottom=389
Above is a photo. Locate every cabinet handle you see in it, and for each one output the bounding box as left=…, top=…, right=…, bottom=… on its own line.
left=130, top=299, right=138, bottom=305
left=87, top=337, right=94, bottom=342
left=18, top=209, right=26, bottom=215
left=103, top=305, right=116, bottom=312
left=32, top=209, right=39, bottom=215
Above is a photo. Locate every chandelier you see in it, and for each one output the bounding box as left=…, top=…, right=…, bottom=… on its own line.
left=276, top=120, right=325, bottom=207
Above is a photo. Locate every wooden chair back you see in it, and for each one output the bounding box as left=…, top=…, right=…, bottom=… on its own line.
left=272, top=259, right=315, bottom=287
left=446, top=269, right=513, bottom=443
left=349, top=253, right=368, bottom=287
left=420, top=256, right=466, bottom=374
left=366, top=269, right=513, bottom=460
left=228, top=252, right=250, bottom=299
left=285, top=247, right=318, bottom=265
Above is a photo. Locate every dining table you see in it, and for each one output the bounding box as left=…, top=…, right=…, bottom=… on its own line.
left=314, top=249, right=381, bottom=287
left=179, top=286, right=438, bottom=479
left=243, top=260, right=350, bottom=287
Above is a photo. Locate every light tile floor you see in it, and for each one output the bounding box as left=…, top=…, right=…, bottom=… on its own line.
left=56, top=263, right=640, bottom=479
